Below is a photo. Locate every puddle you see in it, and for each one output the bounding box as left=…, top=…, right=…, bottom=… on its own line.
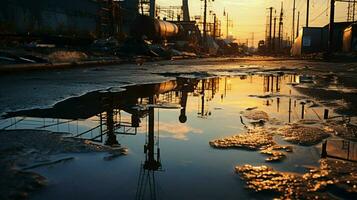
left=1, top=74, right=356, bottom=200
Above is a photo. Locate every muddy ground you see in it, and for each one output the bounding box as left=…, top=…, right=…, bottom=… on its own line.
left=1, top=56, right=357, bottom=199
left=1, top=57, right=357, bottom=116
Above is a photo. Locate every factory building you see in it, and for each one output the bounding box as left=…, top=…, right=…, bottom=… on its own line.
left=291, top=22, right=352, bottom=56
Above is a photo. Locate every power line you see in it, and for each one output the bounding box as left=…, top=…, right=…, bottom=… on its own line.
left=310, top=5, right=329, bottom=23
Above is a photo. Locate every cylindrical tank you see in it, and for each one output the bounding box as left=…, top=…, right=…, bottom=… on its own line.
left=131, top=15, right=180, bottom=40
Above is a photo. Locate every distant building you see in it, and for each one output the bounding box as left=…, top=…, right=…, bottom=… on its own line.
left=291, top=22, right=352, bottom=56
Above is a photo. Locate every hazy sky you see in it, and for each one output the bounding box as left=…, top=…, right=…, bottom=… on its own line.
left=157, top=0, right=349, bottom=46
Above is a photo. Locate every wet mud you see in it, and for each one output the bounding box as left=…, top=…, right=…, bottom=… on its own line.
left=236, top=159, right=357, bottom=199
left=0, top=130, right=126, bottom=200
left=277, top=124, right=331, bottom=146
left=1, top=71, right=357, bottom=199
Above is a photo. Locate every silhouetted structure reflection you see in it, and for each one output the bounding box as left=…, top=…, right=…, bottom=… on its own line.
left=136, top=95, right=162, bottom=200
left=321, top=139, right=357, bottom=162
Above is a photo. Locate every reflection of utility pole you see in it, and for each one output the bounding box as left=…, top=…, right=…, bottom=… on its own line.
left=301, top=102, right=306, bottom=119
left=201, top=80, right=205, bottom=116
left=277, top=98, right=280, bottom=112
left=288, top=90, right=292, bottom=123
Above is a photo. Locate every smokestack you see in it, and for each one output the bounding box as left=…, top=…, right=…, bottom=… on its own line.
left=183, top=0, right=190, bottom=21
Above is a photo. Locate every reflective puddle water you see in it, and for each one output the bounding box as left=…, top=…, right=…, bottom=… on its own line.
left=1, top=74, right=356, bottom=200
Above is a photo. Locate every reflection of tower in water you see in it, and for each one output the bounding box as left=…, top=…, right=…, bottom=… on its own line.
left=263, top=75, right=281, bottom=93
left=136, top=95, right=162, bottom=200
left=196, top=78, right=220, bottom=118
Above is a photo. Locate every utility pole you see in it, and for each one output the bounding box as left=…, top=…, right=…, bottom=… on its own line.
left=203, top=0, right=208, bottom=45
left=273, top=15, right=277, bottom=51
left=292, top=0, right=296, bottom=43
left=306, top=0, right=310, bottom=27
left=328, top=0, right=335, bottom=53
left=150, top=0, right=156, bottom=18
left=278, top=1, right=283, bottom=50
left=251, top=32, right=255, bottom=48
left=213, top=13, right=217, bottom=39
left=352, top=0, right=356, bottom=22
left=269, top=7, right=273, bottom=50
left=297, top=11, right=300, bottom=37
left=226, top=12, right=229, bottom=39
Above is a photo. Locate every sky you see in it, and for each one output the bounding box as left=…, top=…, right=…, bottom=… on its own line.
left=157, top=0, right=350, bottom=47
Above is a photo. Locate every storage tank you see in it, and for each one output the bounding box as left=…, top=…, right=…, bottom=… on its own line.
left=130, top=15, right=180, bottom=40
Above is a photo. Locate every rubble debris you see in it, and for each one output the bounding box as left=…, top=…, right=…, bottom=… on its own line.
left=235, top=159, right=357, bottom=199
left=209, top=128, right=274, bottom=150
left=278, top=124, right=330, bottom=146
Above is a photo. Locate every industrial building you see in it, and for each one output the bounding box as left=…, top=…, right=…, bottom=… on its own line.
left=291, top=22, right=352, bottom=56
